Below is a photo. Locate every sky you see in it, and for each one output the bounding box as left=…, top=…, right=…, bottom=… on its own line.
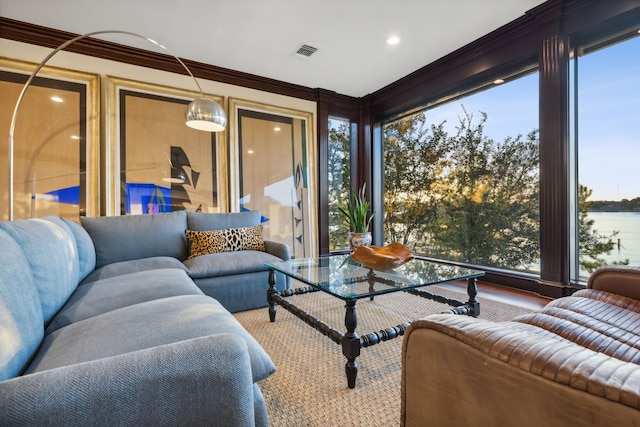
left=576, top=35, right=640, bottom=201
left=420, top=33, right=640, bottom=202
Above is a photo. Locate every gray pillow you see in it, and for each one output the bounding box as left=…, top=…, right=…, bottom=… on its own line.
left=186, top=211, right=261, bottom=231
left=80, top=211, right=188, bottom=268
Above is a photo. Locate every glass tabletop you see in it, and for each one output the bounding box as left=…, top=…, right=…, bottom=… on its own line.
left=265, top=255, right=484, bottom=301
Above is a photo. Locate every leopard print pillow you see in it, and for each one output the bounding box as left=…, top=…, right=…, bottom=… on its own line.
left=186, top=225, right=266, bottom=259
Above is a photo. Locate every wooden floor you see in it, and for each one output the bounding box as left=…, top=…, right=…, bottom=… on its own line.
left=438, top=280, right=551, bottom=312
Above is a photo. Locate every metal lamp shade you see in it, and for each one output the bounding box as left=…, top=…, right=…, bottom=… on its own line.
left=186, top=98, right=227, bottom=132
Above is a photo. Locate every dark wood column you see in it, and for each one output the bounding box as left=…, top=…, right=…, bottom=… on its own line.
left=315, top=89, right=332, bottom=256
left=357, top=96, right=373, bottom=218
left=535, top=5, right=571, bottom=297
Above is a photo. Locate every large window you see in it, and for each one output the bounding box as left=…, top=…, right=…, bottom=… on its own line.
left=382, top=71, right=540, bottom=273
left=316, top=3, right=640, bottom=296
left=328, top=117, right=354, bottom=250
left=572, top=32, right=640, bottom=280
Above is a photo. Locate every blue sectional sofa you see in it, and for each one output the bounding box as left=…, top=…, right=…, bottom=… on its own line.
left=0, top=210, right=290, bottom=426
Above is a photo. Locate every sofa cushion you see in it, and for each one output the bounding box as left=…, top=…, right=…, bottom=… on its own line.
left=184, top=250, right=283, bottom=279
left=60, top=218, right=96, bottom=282
left=193, top=271, right=288, bottom=313
left=80, top=211, right=188, bottom=268
left=186, top=211, right=261, bottom=231
left=26, top=295, right=276, bottom=383
left=81, top=256, right=188, bottom=285
left=0, top=229, right=43, bottom=380
left=46, top=269, right=203, bottom=335
left=513, top=289, right=640, bottom=363
left=0, top=218, right=79, bottom=324
left=186, top=225, right=265, bottom=259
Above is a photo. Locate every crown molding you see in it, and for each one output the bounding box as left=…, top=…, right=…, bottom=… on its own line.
left=0, top=17, right=318, bottom=101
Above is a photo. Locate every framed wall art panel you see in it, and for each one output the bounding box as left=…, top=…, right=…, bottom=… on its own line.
left=0, top=57, right=100, bottom=221
left=229, top=98, right=317, bottom=258
left=105, top=76, right=227, bottom=216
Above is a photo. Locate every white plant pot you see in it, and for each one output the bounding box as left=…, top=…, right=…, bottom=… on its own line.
left=348, top=232, right=372, bottom=249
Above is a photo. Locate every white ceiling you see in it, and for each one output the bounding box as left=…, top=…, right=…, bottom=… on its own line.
left=1, top=0, right=546, bottom=97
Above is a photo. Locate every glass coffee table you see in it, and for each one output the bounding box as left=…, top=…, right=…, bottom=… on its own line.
left=265, top=255, right=484, bottom=388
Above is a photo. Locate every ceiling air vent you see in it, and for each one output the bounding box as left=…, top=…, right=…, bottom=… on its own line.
left=295, top=44, right=318, bottom=58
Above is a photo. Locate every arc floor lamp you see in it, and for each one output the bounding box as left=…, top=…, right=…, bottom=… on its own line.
left=7, top=30, right=227, bottom=220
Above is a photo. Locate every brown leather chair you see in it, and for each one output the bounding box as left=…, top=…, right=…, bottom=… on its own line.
left=401, top=266, right=640, bottom=426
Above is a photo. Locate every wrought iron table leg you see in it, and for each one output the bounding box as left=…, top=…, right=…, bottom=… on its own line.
left=467, top=277, right=480, bottom=317
left=267, top=270, right=277, bottom=322
left=342, top=299, right=361, bottom=388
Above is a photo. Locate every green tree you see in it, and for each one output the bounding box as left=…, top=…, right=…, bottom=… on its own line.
left=382, top=105, right=622, bottom=274
left=383, top=113, right=450, bottom=251
left=328, top=121, right=351, bottom=249
left=430, top=109, right=539, bottom=268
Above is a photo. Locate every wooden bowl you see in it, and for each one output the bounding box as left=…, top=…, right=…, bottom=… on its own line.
left=350, top=242, right=413, bottom=270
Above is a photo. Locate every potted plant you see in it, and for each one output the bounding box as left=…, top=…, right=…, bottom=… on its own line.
left=337, top=183, right=374, bottom=248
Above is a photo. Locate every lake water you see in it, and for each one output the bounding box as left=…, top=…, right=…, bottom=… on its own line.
left=587, top=211, right=640, bottom=266
left=525, top=211, right=640, bottom=278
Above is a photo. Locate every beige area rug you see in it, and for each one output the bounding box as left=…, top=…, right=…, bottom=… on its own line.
left=234, top=283, right=533, bottom=427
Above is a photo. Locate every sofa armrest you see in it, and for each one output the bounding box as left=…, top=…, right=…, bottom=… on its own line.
left=587, top=266, right=640, bottom=301
left=0, top=334, right=258, bottom=427
left=264, top=240, right=290, bottom=261
left=402, top=314, right=640, bottom=426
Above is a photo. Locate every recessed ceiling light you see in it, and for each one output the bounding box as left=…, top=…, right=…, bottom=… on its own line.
left=387, top=35, right=400, bottom=45
left=493, top=79, right=505, bottom=85
left=247, top=149, right=254, bottom=154
left=274, top=127, right=281, bottom=132
left=51, top=96, right=63, bottom=103
left=71, top=135, right=80, bottom=140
